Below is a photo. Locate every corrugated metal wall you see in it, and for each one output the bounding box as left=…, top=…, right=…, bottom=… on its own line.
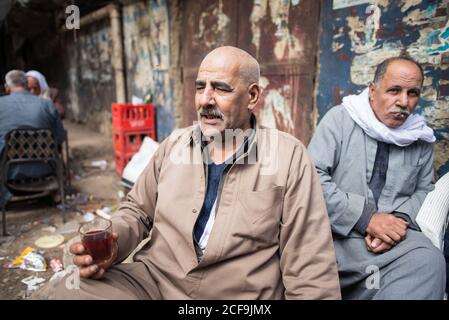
left=317, top=0, right=449, bottom=177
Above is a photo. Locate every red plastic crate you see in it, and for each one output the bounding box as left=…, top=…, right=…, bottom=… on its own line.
left=114, top=151, right=134, bottom=176
left=112, top=103, right=155, bottom=131
left=113, top=128, right=156, bottom=155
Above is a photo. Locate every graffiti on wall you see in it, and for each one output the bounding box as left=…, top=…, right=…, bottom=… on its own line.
left=258, top=76, right=295, bottom=132
left=246, top=0, right=314, bottom=138
left=250, top=0, right=303, bottom=60
left=182, top=0, right=318, bottom=143
left=78, top=26, right=113, bottom=83
left=123, top=0, right=174, bottom=141
left=123, top=4, right=151, bottom=98
left=65, top=20, right=116, bottom=133
left=196, top=0, right=230, bottom=50
left=318, top=0, right=449, bottom=177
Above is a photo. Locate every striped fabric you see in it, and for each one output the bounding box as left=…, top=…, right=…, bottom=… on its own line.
left=416, top=172, right=449, bottom=250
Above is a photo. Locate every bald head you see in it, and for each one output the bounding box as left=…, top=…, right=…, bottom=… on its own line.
left=195, top=46, right=261, bottom=136
left=200, top=46, right=260, bottom=86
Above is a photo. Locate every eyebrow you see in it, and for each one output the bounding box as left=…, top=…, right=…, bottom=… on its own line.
left=387, top=85, right=421, bottom=92
left=194, top=80, right=233, bottom=91
left=211, top=81, right=233, bottom=90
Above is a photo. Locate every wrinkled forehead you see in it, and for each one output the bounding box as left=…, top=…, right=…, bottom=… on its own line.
left=382, top=61, right=423, bottom=86
left=197, top=58, right=241, bottom=84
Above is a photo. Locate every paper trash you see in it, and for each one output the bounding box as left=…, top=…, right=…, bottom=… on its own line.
left=21, top=276, right=46, bottom=291
left=35, top=234, right=65, bottom=249
left=91, top=160, right=108, bottom=170
left=20, top=250, right=47, bottom=272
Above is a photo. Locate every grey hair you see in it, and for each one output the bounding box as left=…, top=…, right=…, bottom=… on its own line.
left=239, top=57, right=260, bottom=86
left=373, top=55, right=424, bottom=85
left=5, top=70, right=28, bottom=88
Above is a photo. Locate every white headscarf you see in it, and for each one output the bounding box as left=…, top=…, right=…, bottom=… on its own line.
left=26, top=70, right=50, bottom=99
left=342, top=88, right=436, bottom=147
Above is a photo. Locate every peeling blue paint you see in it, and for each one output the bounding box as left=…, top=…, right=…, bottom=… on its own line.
left=427, top=41, right=449, bottom=53
left=441, top=27, right=449, bottom=39
left=423, top=29, right=443, bottom=46
left=423, top=4, right=437, bottom=15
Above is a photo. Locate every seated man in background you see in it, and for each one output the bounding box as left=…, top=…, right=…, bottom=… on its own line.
left=308, top=56, right=446, bottom=299
left=0, top=70, right=65, bottom=201
left=26, top=70, right=65, bottom=119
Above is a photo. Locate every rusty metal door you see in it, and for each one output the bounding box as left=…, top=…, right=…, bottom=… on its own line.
left=182, top=0, right=320, bottom=144
left=181, top=0, right=238, bottom=127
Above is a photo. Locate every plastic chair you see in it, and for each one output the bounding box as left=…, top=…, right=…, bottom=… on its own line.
left=0, top=128, right=66, bottom=236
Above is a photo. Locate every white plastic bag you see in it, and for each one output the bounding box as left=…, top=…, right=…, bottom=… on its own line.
left=122, top=137, right=159, bottom=184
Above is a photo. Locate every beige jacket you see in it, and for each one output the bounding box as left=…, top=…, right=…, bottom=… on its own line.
left=111, top=122, right=341, bottom=299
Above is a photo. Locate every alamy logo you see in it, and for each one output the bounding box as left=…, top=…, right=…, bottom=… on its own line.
left=63, top=265, right=80, bottom=290
left=365, top=265, right=380, bottom=290
left=167, top=126, right=279, bottom=176
left=65, top=5, right=80, bottom=30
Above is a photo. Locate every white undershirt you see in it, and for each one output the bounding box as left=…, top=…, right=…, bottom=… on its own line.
left=197, top=198, right=218, bottom=254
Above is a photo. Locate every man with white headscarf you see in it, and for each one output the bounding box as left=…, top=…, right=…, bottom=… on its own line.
left=26, top=70, right=65, bottom=118
left=26, top=70, right=50, bottom=97
left=308, top=56, right=446, bottom=299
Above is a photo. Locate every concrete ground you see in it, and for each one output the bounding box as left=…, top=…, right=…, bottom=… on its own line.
left=0, top=120, right=123, bottom=299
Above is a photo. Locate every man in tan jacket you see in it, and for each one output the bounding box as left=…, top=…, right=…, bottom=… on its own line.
left=55, top=46, right=341, bottom=299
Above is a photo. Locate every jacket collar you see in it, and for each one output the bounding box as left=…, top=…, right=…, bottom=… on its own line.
left=187, top=113, right=259, bottom=162
left=11, top=90, right=32, bottom=96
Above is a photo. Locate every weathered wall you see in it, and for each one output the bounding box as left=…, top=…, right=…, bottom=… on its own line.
left=317, top=0, right=449, bottom=177
left=61, top=0, right=179, bottom=141
left=63, top=19, right=116, bottom=136
left=181, top=0, right=320, bottom=144
left=61, top=0, right=319, bottom=144
left=123, top=0, right=176, bottom=141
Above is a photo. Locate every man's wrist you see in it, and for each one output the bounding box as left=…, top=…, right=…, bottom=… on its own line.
left=355, top=202, right=377, bottom=235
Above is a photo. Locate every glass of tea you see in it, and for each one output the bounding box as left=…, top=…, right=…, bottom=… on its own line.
left=79, top=218, right=113, bottom=265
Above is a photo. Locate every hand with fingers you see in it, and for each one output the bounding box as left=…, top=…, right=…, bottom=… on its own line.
left=70, top=233, right=119, bottom=279
left=364, top=234, right=392, bottom=253
left=365, top=212, right=408, bottom=251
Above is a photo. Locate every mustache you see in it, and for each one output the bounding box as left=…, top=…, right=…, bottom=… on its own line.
left=198, top=107, right=224, bottom=119
left=388, top=106, right=411, bottom=116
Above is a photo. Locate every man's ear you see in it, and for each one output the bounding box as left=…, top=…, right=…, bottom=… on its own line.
left=368, top=82, right=376, bottom=102
left=247, top=83, right=260, bottom=111
left=4, top=84, right=10, bottom=94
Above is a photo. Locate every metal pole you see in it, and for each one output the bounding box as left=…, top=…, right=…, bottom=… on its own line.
left=2, top=204, right=6, bottom=237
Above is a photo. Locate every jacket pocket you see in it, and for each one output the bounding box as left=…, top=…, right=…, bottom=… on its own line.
left=232, top=186, right=284, bottom=247
left=389, top=164, right=422, bottom=196
left=237, top=186, right=284, bottom=224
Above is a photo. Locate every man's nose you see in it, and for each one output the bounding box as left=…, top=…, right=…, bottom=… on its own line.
left=397, top=92, right=409, bottom=108
left=199, top=86, right=215, bottom=106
